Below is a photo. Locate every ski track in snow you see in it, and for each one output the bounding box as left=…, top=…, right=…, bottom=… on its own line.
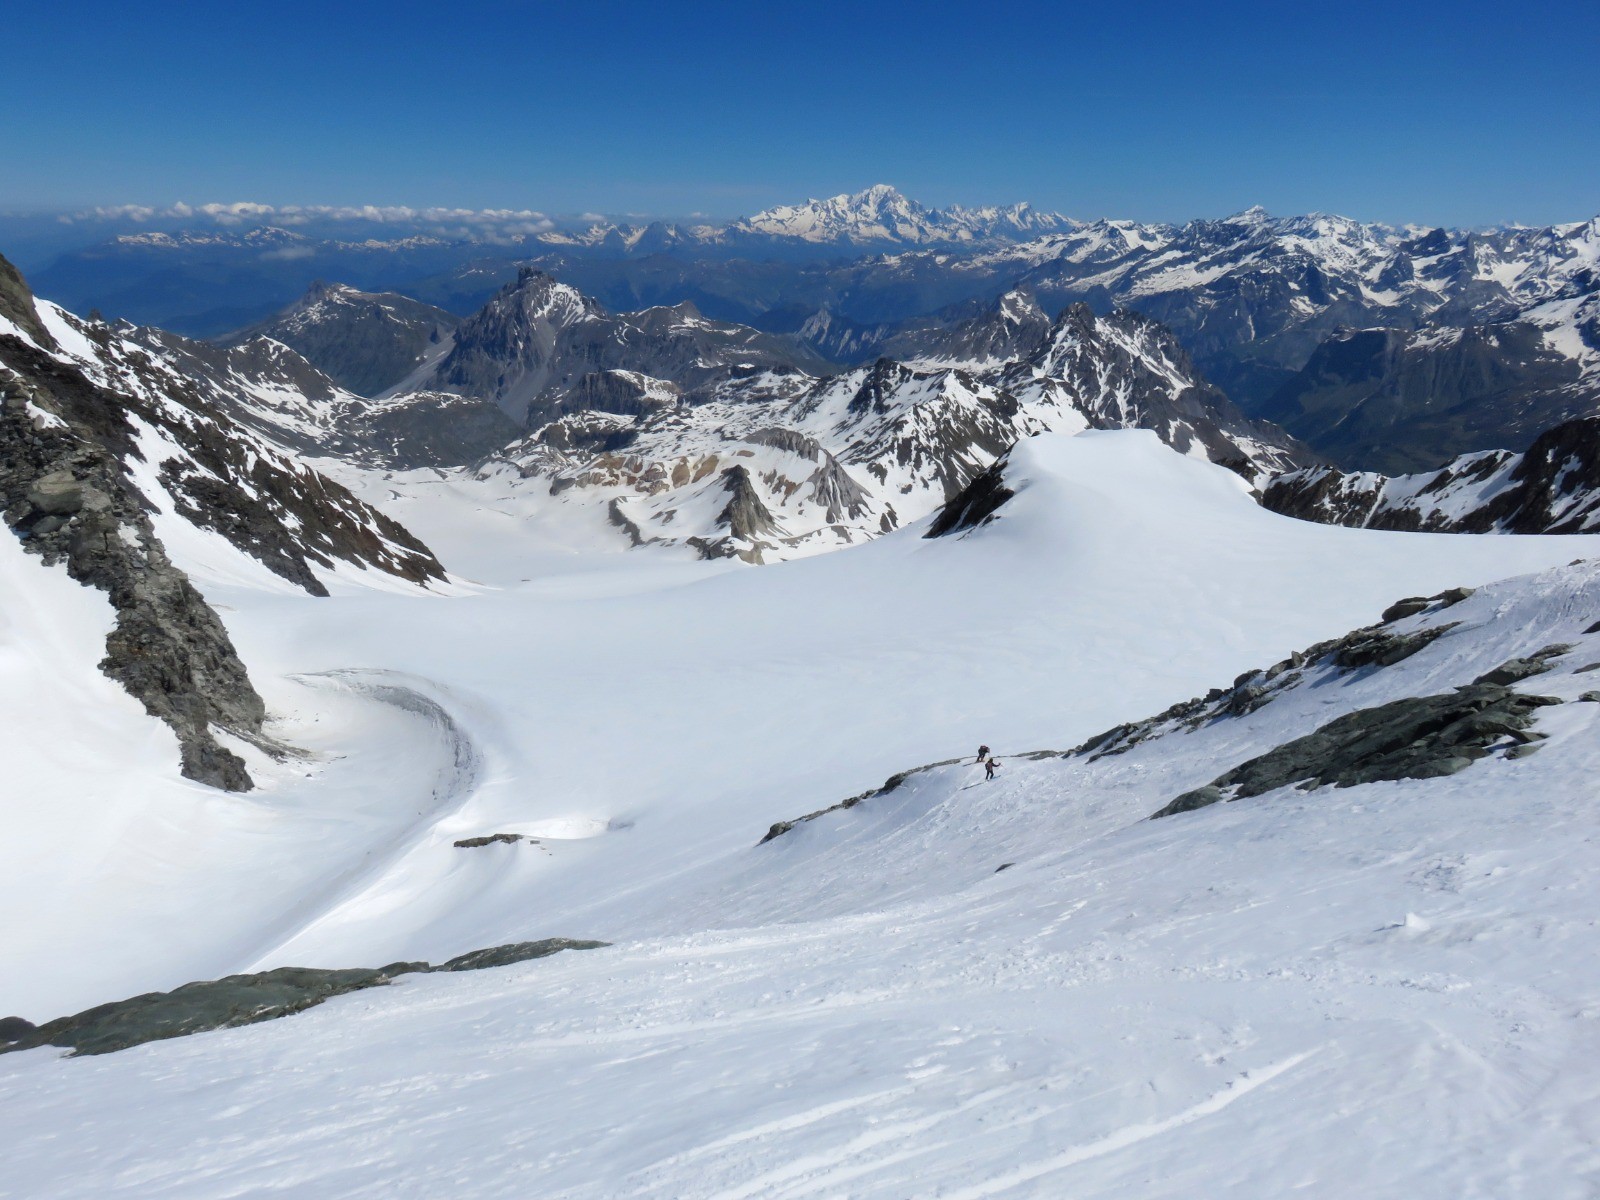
left=932, top=1052, right=1317, bottom=1200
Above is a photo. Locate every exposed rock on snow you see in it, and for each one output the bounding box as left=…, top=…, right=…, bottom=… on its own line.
left=453, top=833, right=529, bottom=848
left=1, top=338, right=268, bottom=790
left=924, top=452, right=1016, bottom=537
left=759, top=757, right=969, bottom=844
left=0, top=939, right=608, bottom=1058
left=0, top=253, right=451, bottom=787
left=0, top=277, right=447, bottom=593
left=1262, top=414, right=1600, bottom=534
left=1471, top=642, right=1572, bottom=686
left=1151, top=685, right=1561, bottom=818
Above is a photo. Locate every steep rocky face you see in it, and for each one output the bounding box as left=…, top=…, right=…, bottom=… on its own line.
left=416, top=269, right=826, bottom=426
left=1256, top=318, right=1593, bottom=473
left=125, top=323, right=522, bottom=471
left=1261, top=415, right=1600, bottom=534
left=0, top=253, right=451, bottom=787
left=219, top=281, right=462, bottom=397
left=414, top=268, right=599, bottom=420
left=924, top=454, right=1016, bottom=538
left=0, top=337, right=266, bottom=790
left=0, top=253, right=57, bottom=349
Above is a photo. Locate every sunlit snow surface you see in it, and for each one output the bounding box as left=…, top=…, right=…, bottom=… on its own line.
left=4, top=430, right=1600, bottom=1197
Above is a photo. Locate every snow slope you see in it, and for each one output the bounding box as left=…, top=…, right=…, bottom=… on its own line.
left=3, top=431, right=1600, bottom=1197
left=3, top=429, right=1592, bottom=1011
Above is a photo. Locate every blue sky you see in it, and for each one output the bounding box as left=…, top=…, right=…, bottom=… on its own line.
left=4, top=0, right=1597, bottom=226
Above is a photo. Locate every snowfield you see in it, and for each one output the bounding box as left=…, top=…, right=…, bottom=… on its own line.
left=4, top=429, right=1600, bottom=1197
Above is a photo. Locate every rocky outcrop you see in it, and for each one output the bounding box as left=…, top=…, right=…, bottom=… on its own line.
left=2, top=326, right=446, bottom=595
left=0, top=255, right=449, bottom=786
left=1, top=343, right=266, bottom=790
left=0, top=254, right=56, bottom=349
left=453, top=833, right=528, bottom=848
left=687, top=464, right=784, bottom=562
left=925, top=453, right=1016, bottom=537
left=1151, top=685, right=1562, bottom=818
left=759, top=757, right=968, bottom=844
left=1070, top=588, right=1477, bottom=764
left=0, top=939, right=609, bottom=1058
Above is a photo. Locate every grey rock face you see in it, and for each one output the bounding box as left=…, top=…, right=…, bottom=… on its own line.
left=1256, top=318, right=1594, bottom=474
left=1, top=346, right=266, bottom=790
left=1330, top=624, right=1458, bottom=670
left=686, top=465, right=784, bottom=562
left=221, top=280, right=462, bottom=397
left=1471, top=644, right=1572, bottom=686
left=0, top=939, right=609, bottom=1058
left=431, top=939, right=608, bottom=973
left=0, top=253, right=57, bottom=350
left=3, top=317, right=446, bottom=596
left=420, top=269, right=827, bottom=426
left=453, top=833, right=526, bottom=848
left=0, top=254, right=447, bottom=786
left=1150, top=685, right=1562, bottom=819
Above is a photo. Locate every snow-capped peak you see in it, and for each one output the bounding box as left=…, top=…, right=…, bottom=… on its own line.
left=733, top=185, right=1076, bottom=246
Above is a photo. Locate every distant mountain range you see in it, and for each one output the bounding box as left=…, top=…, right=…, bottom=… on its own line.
left=15, top=186, right=1600, bottom=477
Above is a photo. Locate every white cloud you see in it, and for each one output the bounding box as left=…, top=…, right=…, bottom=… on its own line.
left=58, top=202, right=556, bottom=239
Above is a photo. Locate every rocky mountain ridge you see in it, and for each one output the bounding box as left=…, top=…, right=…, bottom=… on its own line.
left=1260, top=415, right=1600, bottom=535
left=220, top=280, right=461, bottom=397
left=1255, top=273, right=1600, bottom=472
left=416, top=268, right=828, bottom=426
left=0, top=253, right=448, bottom=788
left=477, top=294, right=1313, bottom=562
